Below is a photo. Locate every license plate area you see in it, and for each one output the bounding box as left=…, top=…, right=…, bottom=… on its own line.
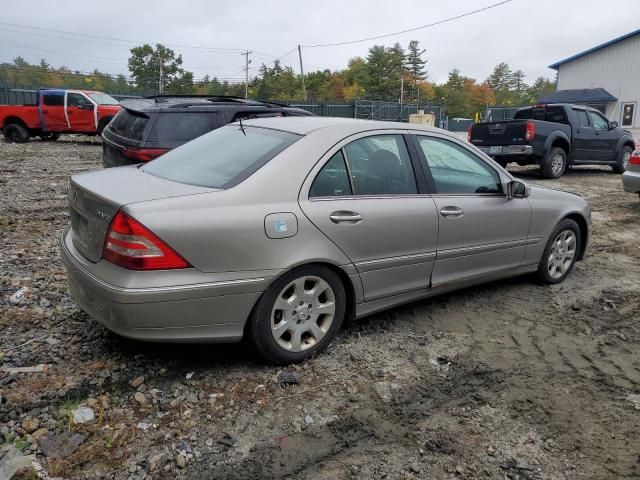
left=489, top=146, right=503, bottom=155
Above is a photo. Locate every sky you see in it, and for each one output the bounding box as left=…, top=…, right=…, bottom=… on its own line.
left=1, top=0, right=639, bottom=85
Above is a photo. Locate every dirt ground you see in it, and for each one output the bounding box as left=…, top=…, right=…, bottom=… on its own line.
left=1, top=136, right=639, bottom=480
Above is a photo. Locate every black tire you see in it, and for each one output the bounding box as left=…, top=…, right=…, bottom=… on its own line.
left=540, top=147, right=567, bottom=179
left=39, top=133, right=60, bottom=142
left=248, top=265, right=346, bottom=364
left=97, top=117, right=112, bottom=135
left=536, top=218, right=581, bottom=284
left=612, top=146, right=633, bottom=174
left=3, top=123, right=30, bottom=143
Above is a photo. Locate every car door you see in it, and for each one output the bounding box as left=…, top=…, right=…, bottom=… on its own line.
left=413, top=133, right=531, bottom=288
left=66, top=92, right=96, bottom=132
left=588, top=110, right=617, bottom=161
left=40, top=91, right=67, bottom=131
left=299, top=132, right=439, bottom=301
left=571, top=108, right=595, bottom=161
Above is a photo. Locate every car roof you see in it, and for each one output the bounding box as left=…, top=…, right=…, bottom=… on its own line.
left=119, top=96, right=304, bottom=113
left=241, top=116, right=450, bottom=137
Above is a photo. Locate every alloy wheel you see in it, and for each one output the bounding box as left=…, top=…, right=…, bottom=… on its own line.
left=271, top=276, right=336, bottom=352
left=622, top=150, right=631, bottom=170
left=551, top=154, right=564, bottom=175
left=547, top=230, right=576, bottom=279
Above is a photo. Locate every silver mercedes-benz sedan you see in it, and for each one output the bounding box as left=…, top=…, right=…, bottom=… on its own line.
left=60, top=117, right=591, bottom=364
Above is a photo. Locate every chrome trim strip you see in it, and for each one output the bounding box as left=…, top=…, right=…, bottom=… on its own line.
left=526, top=236, right=543, bottom=245
left=437, top=239, right=527, bottom=260
left=355, top=252, right=436, bottom=272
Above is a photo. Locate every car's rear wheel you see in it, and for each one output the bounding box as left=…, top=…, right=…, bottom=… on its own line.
left=541, top=147, right=566, bottom=179
left=3, top=123, right=30, bottom=143
left=537, top=219, right=581, bottom=284
left=612, top=146, right=633, bottom=174
left=248, top=265, right=346, bottom=364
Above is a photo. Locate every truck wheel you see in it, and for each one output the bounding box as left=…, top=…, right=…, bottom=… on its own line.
left=39, top=133, right=60, bottom=142
left=3, top=123, right=30, bottom=143
left=612, top=146, right=633, bottom=174
left=541, top=147, right=566, bottom=179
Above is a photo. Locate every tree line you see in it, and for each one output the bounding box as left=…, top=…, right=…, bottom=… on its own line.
left=1, top=40, right=555, bottom=118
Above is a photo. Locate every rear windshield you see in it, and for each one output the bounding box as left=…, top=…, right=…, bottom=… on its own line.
left=108, top=109, right=149, bottom=141
left=148, top=112, right=216, bottom=142
left=514, top=106, right=567, bottom=123
left=142, top=125, right=301, bottom=189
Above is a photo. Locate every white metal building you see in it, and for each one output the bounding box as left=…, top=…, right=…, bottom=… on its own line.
left=546, top=28, right=640, bottom=139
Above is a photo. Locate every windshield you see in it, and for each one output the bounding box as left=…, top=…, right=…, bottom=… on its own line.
left=87, top=92, right=120, bottom=105
left=142, top=125, right=301, bottom=189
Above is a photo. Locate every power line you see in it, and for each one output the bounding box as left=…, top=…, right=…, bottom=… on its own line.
left=302, top=0, right=514, bottom=47
left=0, top=22, right=243, bottom=52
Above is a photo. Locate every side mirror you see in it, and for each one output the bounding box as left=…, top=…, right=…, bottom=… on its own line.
left=508, top=180, right=529, bottom=199
left=609, top=121, right=619, bottom=130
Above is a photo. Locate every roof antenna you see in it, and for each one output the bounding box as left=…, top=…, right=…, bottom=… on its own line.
left=238, top=116, right=246, bottom=136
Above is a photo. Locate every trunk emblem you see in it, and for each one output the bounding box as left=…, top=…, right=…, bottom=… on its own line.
left=96, top=210, right=111, bottom=221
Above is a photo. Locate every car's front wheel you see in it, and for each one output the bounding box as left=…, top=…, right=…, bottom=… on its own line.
left=537, top=219, right=581, bottom=284
left=248, top=265, right=346, bottom=364
left=612, top=146, right=633, bottom=174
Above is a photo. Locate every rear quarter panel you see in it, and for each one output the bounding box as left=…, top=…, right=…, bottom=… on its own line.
left=0, top=105, right=41, bottom=129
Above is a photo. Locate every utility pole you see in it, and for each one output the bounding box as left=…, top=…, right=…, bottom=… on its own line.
left=241, top=50, right=252, bottom=99
left=297, top=44, right=306, bottom=101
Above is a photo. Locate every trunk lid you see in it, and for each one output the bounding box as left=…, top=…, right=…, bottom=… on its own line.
left=68, top=165, right=214, bottom=262
left=470, top=120, right=529, bottom=146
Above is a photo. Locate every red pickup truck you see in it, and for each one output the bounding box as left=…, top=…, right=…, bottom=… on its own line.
left=1, top=88, right=121, bottom=143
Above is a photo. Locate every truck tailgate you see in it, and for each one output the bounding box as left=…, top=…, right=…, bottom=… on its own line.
left=470, top=120, right=528, bottom=146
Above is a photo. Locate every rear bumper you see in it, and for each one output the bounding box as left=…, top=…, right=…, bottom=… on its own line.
left=622, top=169, right=640, bottom=194
left=478, top=145, right=533, bottom=156
left=59, top=229, right=269, bottom=342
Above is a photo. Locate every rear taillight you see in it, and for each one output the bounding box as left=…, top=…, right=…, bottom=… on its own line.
left=122, top=148, right=169, bottom=162
left=630, top=150, right=640, bottom=165
left=102, top=211, right=190, bottom=270
left=467, top=124, right=475, bottom=142
left=525, top=121, right=535, bottom=142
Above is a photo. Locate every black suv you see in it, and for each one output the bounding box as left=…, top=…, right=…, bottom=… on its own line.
left=101, top=95, right=313, bottom=167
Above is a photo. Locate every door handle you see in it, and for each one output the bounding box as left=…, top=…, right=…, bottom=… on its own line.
left=330, top=211, right=362, bottom=223
left=440, top=206, right=464, bottom=218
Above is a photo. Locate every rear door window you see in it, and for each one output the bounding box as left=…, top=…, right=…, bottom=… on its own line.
left=309, top=151, right=352, bottom=197
left=343, top=135, right=417, bottom=195
left=575, top=110, right=590, bottom=127
left=43, top=92, right=64, bottom=106
left=108, top=110, right=149, bottom=141
left=142, top=125, right=301, bottom=189
left=149, top=113, right=215, bottom=142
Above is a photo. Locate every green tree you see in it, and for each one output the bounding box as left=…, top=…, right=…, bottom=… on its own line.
left=527, top=76, right=556, bottom=103
left=405, top=40, right=427, bottom=82
left=128, top=43, right=194, bottom=94
left=487, top=62, right=515, bottom=105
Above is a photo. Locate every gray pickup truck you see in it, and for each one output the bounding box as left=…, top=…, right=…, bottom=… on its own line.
left=469, top=103, right=635, bottom=178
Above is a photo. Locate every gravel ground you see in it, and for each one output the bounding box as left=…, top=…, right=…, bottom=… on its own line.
left=1, top=136, right=639, bottom=479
